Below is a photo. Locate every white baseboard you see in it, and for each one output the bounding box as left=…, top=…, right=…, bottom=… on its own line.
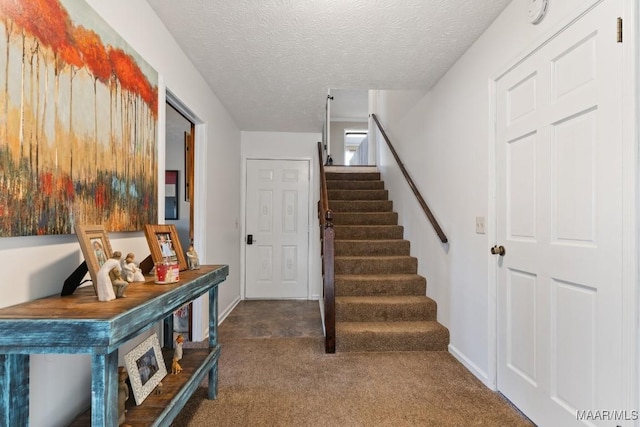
left=202, top=296, right=241, bottom=339
left=219, top=296, right=241, bottom=325
left=448, top=344, right=494, bottom=390
left=318, top=299, right=325, bottom=336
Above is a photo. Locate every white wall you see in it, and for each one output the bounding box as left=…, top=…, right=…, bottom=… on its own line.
left=240, top=131, right=323, bottom=300
left=374, top=0, right=609, bottom=386
left=86, top=1, right=242, bottom=329
left=0, top=1, right=242, bottom=426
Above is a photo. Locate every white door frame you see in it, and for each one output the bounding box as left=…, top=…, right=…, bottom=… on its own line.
left=165, top=89, right=208, bottom=341
left=487, top=0, right=638, bottom=412
left=368, top=90, right=379, bottom=166
left=240, top=156, right=313, bottom=300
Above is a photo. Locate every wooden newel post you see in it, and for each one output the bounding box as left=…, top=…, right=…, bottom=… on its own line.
left=325, top=210, right=333, bottom=228
left=323, top=209, right=336, bottom=353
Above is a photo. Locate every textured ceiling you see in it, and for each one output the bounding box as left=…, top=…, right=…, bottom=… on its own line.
left=146, top=0, right=511, bottom=132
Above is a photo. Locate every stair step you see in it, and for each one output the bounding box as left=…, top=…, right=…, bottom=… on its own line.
left=325, top=166, right=378, bottom=173
left=322, top=168, right=450, bottom=353
left=328, top=189, right=388, bottom=201
left=334, top=240, right=410, bottom=256
left=330, top=200, right=393, bottom=212
left=335, top=256, right=417, bottom=274
left=336, top=321, right=449, bottom=352
left=334, top=225, right=404, bottom=240
left=326, top=172, right=380, bottom=181
left=332, top=212, right=398, bottom=226
left=336, top=295, right=437, bottom=322
left=326, top=180, right=384, bottom=190
left=335, top=274, right=426, bottom=296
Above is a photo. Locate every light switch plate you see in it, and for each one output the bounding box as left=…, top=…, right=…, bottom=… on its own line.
left=476, top=216, right=485, bottom=234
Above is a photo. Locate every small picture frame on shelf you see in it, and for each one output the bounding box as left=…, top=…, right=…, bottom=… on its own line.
left=124, top=334, right=167, bottom=405
left=75, top=224, right=113, bottom=292
left=143, top=224, right=188, bottom=271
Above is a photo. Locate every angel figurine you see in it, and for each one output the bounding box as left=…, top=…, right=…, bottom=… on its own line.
left=96, top=252, right=128, bottom=301
left=122, top=252, right=145, bottom=282
left=118, top=366, right=129, bottom=425
left=186, top=243, right=200, bottom=270
left=171, top=334, right=184, bottom=374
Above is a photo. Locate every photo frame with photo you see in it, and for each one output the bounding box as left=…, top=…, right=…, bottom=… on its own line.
left=75, top=224, right=113, bottom=293
left=124, top=334, right=167, bottom=405
left=144, top=224, right=188, bottom=271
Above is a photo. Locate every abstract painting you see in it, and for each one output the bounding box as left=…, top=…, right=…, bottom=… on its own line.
left=0, top=0, right=158, bottom=236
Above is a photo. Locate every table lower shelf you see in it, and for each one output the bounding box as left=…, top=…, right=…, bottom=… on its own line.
left=69, top=345, right=220, bottom=427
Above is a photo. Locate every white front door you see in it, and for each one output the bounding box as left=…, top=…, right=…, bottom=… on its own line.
left=245, top=159, right=310, bottom=299
left=496, top=1, right=623, bottom=425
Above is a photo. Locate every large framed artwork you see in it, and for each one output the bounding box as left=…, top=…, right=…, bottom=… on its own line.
left=0, top=0, right=159, bottom=237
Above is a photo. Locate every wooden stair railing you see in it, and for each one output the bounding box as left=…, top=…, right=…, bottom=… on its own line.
left=318, top=141, right=336, bottom=353
left=371, top=114, right=448, bottom=244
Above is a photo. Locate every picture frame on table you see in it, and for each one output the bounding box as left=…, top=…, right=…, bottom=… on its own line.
left=124, top=334, right=167, bottom=405
left=143, top=224, right=188, bottom=271
left=75, top=224, right=113, bottom=293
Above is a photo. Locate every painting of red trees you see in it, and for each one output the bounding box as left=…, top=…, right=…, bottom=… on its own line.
left=0, top=0, right=158, bottom=236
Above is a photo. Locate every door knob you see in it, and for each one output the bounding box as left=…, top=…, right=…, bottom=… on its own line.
left=247, top=234, right=255, bottom=245
left=491, top=245, right=506, bottom=256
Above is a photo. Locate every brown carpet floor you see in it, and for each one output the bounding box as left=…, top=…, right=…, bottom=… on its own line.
left=172, top=301, right=533, bottom=427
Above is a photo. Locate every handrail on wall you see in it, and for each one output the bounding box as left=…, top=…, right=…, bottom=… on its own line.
left=371, top=114, right=448, bottom=244
left=317, top=141, right=336, bottom=353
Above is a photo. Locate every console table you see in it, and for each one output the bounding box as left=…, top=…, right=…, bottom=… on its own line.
left=0, top=264, right=228, bottom=427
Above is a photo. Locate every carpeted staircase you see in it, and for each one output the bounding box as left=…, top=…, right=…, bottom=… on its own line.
left=326, top=167, right=449, bottom=352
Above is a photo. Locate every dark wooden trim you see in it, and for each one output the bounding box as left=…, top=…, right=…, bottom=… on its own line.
left=322, top=213, right=336, bottom=353
left=371, top=114, right=448, bottom=244
left=318, top=141, right=336, bottom=353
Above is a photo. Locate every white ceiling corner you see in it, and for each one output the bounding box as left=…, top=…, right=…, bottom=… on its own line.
left=146, top=0, right=512, bottom=132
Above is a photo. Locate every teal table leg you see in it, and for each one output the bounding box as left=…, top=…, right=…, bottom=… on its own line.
left=163, top=313, right=174, bottom=349
left=91, top=351, right=118, bottom=426
left=0, top=354, right=29, bottom=426
left=208, top=286, right=219, bottom=399
left=208, top=361, right=218, bottom=400
left=209, top=286, right=219, bottom=347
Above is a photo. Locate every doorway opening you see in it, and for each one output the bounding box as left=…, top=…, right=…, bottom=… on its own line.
left=326, top=89, right=371, bottom=165
left=344, top=130, right=368, bottom=165
left=165, top=94, right=197, bottom=343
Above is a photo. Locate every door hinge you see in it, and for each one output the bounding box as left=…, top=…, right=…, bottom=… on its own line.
left=617, top=17, right=622, bottom=43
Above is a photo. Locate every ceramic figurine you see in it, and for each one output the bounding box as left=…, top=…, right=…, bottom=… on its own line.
left=118, top=366, right=129, bottom=426
left=186, top=243, right=200, bottom=270
left=122, top=252, right=145, bottom=282
left=96, top=259, right=118, bottom=301
left=172, top=334, right=184, bottom=374
left=155, top=382, right=163, bottom=395
left=108, top=252, right=129, bottom=298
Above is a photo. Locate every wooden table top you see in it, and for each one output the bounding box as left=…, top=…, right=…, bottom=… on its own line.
left=0, top=265, right=228, bottom=352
